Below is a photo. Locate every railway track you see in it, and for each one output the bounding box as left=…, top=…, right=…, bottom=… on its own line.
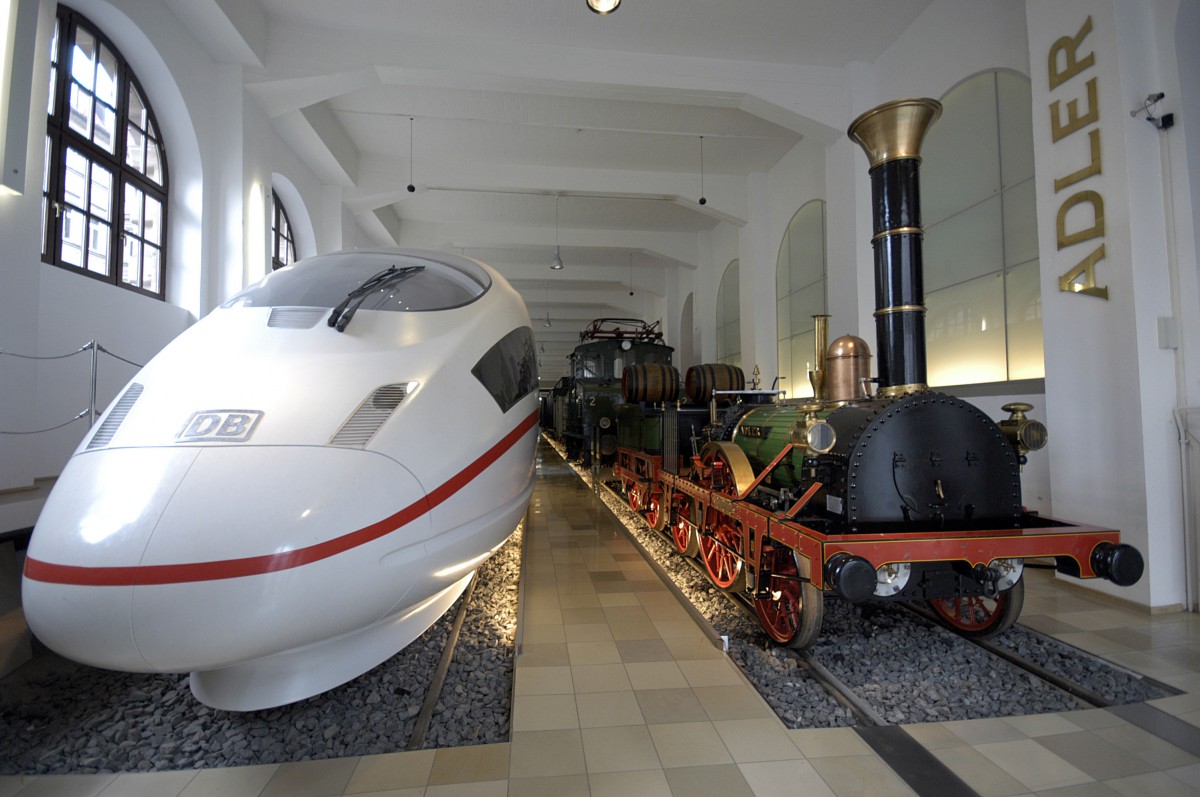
left=406, top=576, right=480, bottom=749
left=587, top=468, right=1173, bottom=729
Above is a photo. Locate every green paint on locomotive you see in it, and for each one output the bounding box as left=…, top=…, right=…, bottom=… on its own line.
left=730, top=403, right=828, bottom=490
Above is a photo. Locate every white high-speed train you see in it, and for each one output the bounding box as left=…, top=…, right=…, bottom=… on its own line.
left=22, top=249, right=539, bottom=711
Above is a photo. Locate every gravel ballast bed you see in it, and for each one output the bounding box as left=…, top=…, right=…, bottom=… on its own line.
left=0, top=525, right=522, bottom=776
left=570, top=455, right=1173, bottom=728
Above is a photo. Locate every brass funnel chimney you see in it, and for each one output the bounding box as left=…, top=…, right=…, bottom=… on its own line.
left=808, top=314, right=829, bottom=400
left=848, top=97, right=942, bottom=398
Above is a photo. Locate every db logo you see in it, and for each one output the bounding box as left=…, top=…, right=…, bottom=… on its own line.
left=177, top=410, right=264, bottom=443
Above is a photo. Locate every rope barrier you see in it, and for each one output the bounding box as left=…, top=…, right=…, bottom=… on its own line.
left=94, top=344, right=143, bottom=369
left=0, top=342, right=92, bottom=360
left=0, top=339, right=144, bottom=435
left=0, top=409, right=89, bottom=435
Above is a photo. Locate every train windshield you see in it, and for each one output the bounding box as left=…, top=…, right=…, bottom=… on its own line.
left=222, top=251, right=490, bottom=311
left=573, top=341, right=672, bottom=379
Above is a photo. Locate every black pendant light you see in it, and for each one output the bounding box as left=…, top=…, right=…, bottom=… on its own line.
left=698, top=135, right=707, bottom=206
left=551, top=194, right=564, bottom=269
left=406, top=117, right=416, bottom=193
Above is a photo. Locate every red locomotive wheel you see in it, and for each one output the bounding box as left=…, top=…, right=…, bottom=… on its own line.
left=700, top=512, right=743, bottom=589
left=928, top=578, right=1025, bottom=639
left=671, top=495, right=698, bottom=556
left=754, top=549, right=823, bottom=650
left=627, top=483, right=643, bottom=512
left=695, top=442, right=753, bottom=591
left=645, top=492, right=668, bottom=531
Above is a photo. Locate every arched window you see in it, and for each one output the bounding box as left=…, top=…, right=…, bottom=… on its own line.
left=42, top=6, right=169, bottom=297
left=776, top=201, right=827, bottom=398
left=271, top=190, right=296, bottom=270
left=716, top=260, right=740, bottom=367
left=922, top=71, right=1042, bottom=385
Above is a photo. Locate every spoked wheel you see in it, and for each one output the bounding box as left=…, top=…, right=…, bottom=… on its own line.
left=754, top=548, right=824, bottom=649
left=695, top=442, right=754, bottom=591
left=928, top=578, right=1025, bottom=639
left=627, top=482, right=643, bottom=512
left=701, top=511, right=744, bottom=589
left=645, top=491, right=668, bottom=532
left=671, top=495, right=698, bottom=556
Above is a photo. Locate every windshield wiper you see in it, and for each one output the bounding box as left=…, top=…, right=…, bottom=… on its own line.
left=327, top=265, right=424, bottom=332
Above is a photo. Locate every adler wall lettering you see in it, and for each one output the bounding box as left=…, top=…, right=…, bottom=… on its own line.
left=1048, top=15, right=1110, bottom=299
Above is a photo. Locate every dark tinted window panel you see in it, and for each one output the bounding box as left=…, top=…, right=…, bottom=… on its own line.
left=473, top=327, right=538, bottom=413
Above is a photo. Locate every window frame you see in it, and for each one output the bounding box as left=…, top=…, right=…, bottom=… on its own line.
left=715, top=259, right=740, bottom=367
left=271, top=190, right=295, bottom=271
left=921, top=70, right=1043, bottom=388
left=42, top=5, right=170, bottom=299
left=775, top=200, right=828, bottom=399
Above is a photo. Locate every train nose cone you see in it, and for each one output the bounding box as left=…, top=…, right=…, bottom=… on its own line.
left=22, top=448, right=202, bottom=670
left=25, top=445, right=431, bottom=675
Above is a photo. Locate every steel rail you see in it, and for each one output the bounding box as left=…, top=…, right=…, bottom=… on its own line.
left=901, top=603, right=1112, bottom=708
left=406, top=574, right=480, bottom=750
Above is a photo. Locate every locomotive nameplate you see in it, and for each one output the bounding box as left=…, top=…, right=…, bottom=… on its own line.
left=740, top=425, right=769, bottom=439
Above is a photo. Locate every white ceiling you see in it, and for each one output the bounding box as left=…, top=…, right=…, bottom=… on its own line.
left=168, top=0, right=935, bottom=382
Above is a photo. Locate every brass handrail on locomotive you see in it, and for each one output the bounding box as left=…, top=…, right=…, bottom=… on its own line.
left=611, top=97, right=1144, bottom=652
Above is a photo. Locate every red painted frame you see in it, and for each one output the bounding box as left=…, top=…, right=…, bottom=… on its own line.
left=614, top=444, right=1118, bottom=593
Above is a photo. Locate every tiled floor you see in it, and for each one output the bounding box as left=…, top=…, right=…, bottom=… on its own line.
left=1, top=440, right=1198, bottom=796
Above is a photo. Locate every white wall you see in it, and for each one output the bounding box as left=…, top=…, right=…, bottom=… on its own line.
left=0, top=0, right=335, bottom=517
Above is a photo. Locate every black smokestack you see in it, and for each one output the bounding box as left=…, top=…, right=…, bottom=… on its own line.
left=847, top=98, right=942, bottom=398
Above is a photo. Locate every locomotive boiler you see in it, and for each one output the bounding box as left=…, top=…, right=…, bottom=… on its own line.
left=22, top=249, right=539, bottom=711
left=612, top=98, right=1143, bottom=649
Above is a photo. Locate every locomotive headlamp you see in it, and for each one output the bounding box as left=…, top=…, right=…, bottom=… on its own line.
left=805, top=420, right=836, bottom=454
left=998, top=402, right=1049, bottom=457
left=791, top=402, right=836, bottom=454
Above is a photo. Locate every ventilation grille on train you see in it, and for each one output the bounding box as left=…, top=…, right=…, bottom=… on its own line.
left=86, top=383, right=144, bottom=450
left=268, top=307, right=325, bottom=329
left=328, top=383, right=413, bottom=447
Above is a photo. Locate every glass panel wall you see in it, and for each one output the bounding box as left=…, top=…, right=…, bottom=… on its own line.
left=922, top=71, right=1043, bottom=386
left=775, top=201, right=826, bottom=397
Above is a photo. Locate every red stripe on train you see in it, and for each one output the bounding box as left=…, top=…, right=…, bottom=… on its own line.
left=23, top=409, right=539, bottom=587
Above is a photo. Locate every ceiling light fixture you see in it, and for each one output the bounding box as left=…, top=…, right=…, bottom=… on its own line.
left=407, top=117, right=416, bottom=193
left=698, top=135, right=707, bottom=206
left=551, top=194, right=564, bottom=269
left=587, top=0, right=621, bottom=15
left=628, top=252, right=634, bottom=297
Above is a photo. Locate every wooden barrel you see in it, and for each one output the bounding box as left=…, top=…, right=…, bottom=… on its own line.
left=685, top=363, right=745, bottom=404
left=622, top=363, right=681, bottom=403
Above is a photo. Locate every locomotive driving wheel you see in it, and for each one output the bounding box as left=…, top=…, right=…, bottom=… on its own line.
left=671, top=494, right=699, bottom=556
left=701, top=512, right=744, bottom=589
left=626, top=481, right=644, bottom=512
left=696, top=443, right=754, bottom=591
left=645, top=491, right=668, bottom=532
left=754, top=548, right=823, bottom=650
left=927, top=578, right=1025, bottom=639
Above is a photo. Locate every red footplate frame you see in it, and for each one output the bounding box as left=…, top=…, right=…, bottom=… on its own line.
left=615, top=445, right=1117, bottom=589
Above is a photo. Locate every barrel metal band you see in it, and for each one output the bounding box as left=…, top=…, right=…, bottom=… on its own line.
left=871, top=226, right=924, bottom=243
left=874, top=304, right=927, bottom=318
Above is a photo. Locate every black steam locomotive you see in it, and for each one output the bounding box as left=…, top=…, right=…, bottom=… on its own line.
left=610, top=98, right=1143, bottom=649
